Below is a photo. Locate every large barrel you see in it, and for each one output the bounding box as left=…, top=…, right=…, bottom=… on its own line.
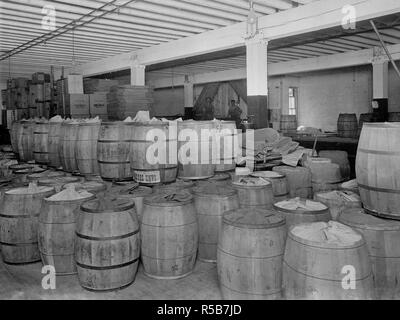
left=10, top=121, right=20, bottom=154
left=0, top=185, right=55, bottom=264
left=339, top=209, right=400, bottom=299
left=59, top=121, right=80, bottom=173
left=177, top=120, right=216, bottom=180
left=273, top=166, right=313, bottom=199
left=117, top=186, right=153, bottom=222
left=230, top=176, right=274, bottom=209
left=314, top=190, right=361, bottom=220
left=217, top=208, right=286, bottom=300
left=76, top=121, right=101, bottom=176
left=48, top=120, right=63, bottom=168
left=130, top=121, right=177, bottom=186
left=19, top=120, right=35, bottom=162
left=283, top=221, right=374, bottom=299
left=97, top=122, right=131, bottom=181
left=319, top=150, right=351, bottom=181
left=193, top=184, right=240, bottom=262
left=337, top=113, right=358, bottom=138
left=214, top=120, right=238, bottom=173
left=356, top=123, right=400, bottom=219
left=38, top=188, right=94, bottom=275
left=273, top=198, right=331, bottom=229
left=280, top=115, right=297, bottom=136
left=33, top=120, right=50, bottom=165
left=309, top=162, right=343, bottom=193
left=251, top=171, right=289, bottom=203
left=75, top=198, right=140, bottom=291
left=141, top=190, right=198, bottom=279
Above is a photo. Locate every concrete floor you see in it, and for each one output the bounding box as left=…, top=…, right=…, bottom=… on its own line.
left=0, top=260, right=222, bottom=300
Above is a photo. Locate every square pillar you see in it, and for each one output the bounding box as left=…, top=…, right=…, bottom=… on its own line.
left=246, top=35, right=268, bottom=96
left=131, top=63, right=145, bottom=86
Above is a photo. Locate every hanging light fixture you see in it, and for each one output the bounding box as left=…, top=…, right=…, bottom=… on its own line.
left=246, top=0, right=259, bottom=39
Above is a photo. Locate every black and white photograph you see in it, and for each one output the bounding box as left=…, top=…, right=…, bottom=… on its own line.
left=0, top=0, right=399, bottom=309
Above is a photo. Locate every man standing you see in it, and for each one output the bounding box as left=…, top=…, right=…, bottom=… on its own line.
left=228, top=99, right=242, bottom=128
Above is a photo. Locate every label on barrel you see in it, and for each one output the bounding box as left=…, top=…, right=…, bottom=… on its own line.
left=133, top=170, right=161, bottom=184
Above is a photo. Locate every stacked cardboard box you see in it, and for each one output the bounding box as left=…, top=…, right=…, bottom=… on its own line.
left=83, top=79, right=119, bottom=94
left=107, top=85, right=154, bottom=121
left=57, top=75, right=85, bottom=117
left=31, top=72, right=50, bottom=84
left=64, top=94, right=90, bottom=119
left=89, top=92, right=108, bottom=120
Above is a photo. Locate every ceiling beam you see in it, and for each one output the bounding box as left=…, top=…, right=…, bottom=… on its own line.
left=80, top=0, right=400, bottom=76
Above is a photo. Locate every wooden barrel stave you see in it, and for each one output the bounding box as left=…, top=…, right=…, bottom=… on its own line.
left=33, top=121, right=50, bottom=165
left=76, top=122, right=101, bottom=176
left=48, top=121, right=63, bottom=168
left=215, top=121, right=238, bottom=173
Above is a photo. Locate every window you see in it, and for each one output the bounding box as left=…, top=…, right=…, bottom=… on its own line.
left=288, top=87, right=298, bottom=116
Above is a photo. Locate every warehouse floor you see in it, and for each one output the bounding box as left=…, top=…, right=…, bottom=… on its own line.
left=0, top=260, right=221, bottom=300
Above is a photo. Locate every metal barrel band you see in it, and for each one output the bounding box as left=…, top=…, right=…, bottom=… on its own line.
left=76, top=258, right=138, bottom=271
left=76, top=229, right=139, bottom=241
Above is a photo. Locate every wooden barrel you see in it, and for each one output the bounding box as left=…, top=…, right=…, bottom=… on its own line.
left=319, top=150, right=351, bottom=181
left=38, top=189, right=94, bottom=275
left=251, top=171, right=289, bottom=203
left=283, top=221, right=374, bottom=299
left=230, top=176, right=274, bottom=209
left=75, top=198, right=140, bottom=291
left=19, top=120, right=35, bottom=162
left=337, top=113, right=358, bottom=138
left=27, top=170, right=65, bottom=182
left=388, top=112, right=400, bottom=122
left=195, top=173, right=231, bottom=187
left=76, top=121, right=101, bottom=176
left=38, top=176, right=80, bottom=193
left=217, top=208, right=286, bottom=300
left=309, top=162, right=343, bottom=193
left=130, top=122, right=177, bottom=186
left=48, top=121, right=63, bottom=168
left=358, top=113, right=374, bottom=137
left=314, top=190, right=361, bottom=220
left=33, top=120, right=50, bottom=165
left=62, top=181, right=107, bottom=195
left=193, top=184, right=240, bottom=262
left=356, top=123, right=400, bottom=219
left=13, top=166, right=46, bottom=184
left=117, top=186, right=153, bottom=222
left=339, top=209, right=400, bottom=299
left=152, top=179, right=195, bottom=194
left=280, top=115, right=297, bottom=136
left=177, top=120, right=216, bottom=180
left=0, top=185, right=55, bottom=264
left=10, top=121, right=20, bottom=154
left=9, top=163, right=34, bottom=173
left=141, top=190, right=198, bottom=279
left=59, top=121, right=80, bottom=173
left=272, top=166, right=313, bottom=199
left=273, top=198, right=331, bottom=229
left=97, top=122, right=131, bottom=181
left=214, top=120, right=238, bottom=173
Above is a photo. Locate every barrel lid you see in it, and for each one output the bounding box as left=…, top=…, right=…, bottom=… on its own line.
left=28, top=170, right=65, bottom=180
left=339, top=208, right=400, bottom=231
left=231, top=176, right=271, bottom=188
left=6, top=185, right=54, bottom=195
left=38, top=176, right=80, bottom=185
left=9, top=163, right=34, bottom=172
left=144, top=190, right=193, bottom=206
left=46, top=186, right=94, bottom=202
left=251, top=171, right=285, bottom=179
left=63, top=181, right=107, bottom=193
left=81, top=197, right=134, bottom=213
left=119, top=185, right=153, bottom=197
left=192, top=184, right=236, bottom=197
left=208, top=173, right=230, bottom=181
left=223, top=208, right=285, bottom=229
left=274, top=198, right=328, bottom=213
left=289, top=221, right=364, bottom=249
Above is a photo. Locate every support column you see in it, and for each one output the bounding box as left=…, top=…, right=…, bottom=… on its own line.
left=246, top=34, right=269, bottom=128
left=131, top=59, right=145, bottom=86
left=183, top=76, right=194, bottom=119
left=372, top=47, right=389, bottom=121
